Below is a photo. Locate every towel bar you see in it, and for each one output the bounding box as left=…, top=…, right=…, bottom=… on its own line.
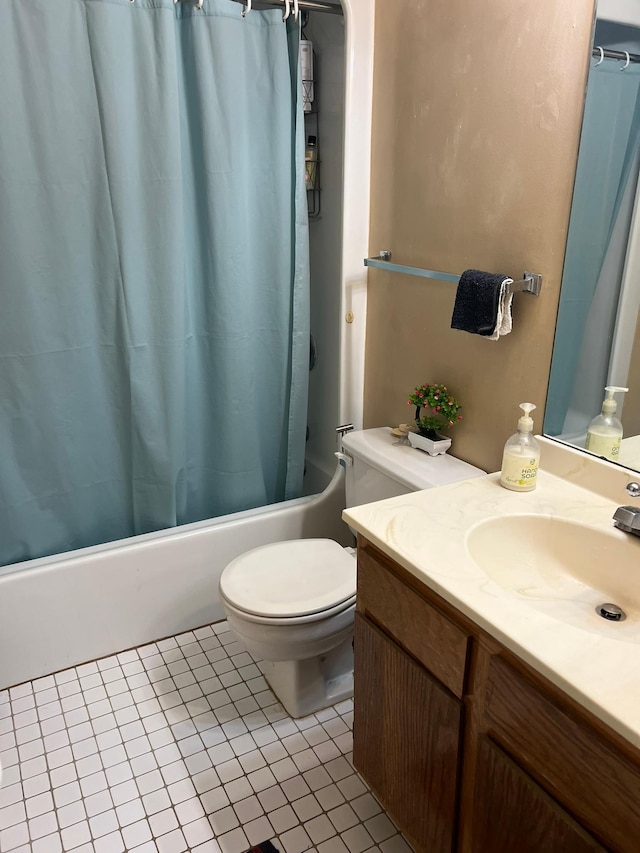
left=364, top=251, right=542, bottom=296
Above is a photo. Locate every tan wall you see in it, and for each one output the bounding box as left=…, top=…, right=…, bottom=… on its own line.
left=364, top=0, right=596, bottom=473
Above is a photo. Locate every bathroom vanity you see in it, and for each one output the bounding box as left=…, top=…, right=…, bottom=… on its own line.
left=344, top=441, right=640, bottom=853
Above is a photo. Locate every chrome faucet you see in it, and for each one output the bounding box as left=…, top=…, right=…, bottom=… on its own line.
left=613, top=505, right=640, bottom=535
left=612, top=482, right=640, bottom=534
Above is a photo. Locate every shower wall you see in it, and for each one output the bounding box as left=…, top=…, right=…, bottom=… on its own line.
left=304, top=12, right=347, bottom=489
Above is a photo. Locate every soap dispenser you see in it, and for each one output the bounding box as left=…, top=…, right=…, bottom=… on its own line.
left=500, top=403, right=540, bottom=492
left=585, top=386, right=628, bottom=461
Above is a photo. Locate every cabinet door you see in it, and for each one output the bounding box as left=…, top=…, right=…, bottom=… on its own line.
left=471, top=736, right=606, bottom=853
left=353, top=612, right=462, bottom=853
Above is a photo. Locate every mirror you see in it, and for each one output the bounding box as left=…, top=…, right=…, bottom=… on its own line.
left=544, top=3, right=640, bottom=473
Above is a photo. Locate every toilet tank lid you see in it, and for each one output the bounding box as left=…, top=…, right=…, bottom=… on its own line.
left=220, top=539, right=356, bottom=619
left=341, top=427, right=485, bottom=490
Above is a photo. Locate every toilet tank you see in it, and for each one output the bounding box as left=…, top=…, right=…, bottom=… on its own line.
left=340, top=427, right=485, bottom=507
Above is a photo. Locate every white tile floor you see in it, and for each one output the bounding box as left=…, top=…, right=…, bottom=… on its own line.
left=0, top=621, right=413, bottom=853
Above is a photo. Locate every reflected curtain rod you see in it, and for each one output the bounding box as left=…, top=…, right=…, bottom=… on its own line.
left=593, top=46, right=640, bottom=64
left=230, top=0, right=344, bottom=14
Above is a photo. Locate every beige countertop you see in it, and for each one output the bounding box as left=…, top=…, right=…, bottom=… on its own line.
left=344, top=437, right=640, bottom=749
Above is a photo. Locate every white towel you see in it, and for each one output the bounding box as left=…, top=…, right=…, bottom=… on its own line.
left=487, top=277, right=514, bottom=340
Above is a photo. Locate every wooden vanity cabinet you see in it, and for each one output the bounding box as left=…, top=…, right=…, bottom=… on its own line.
left=470, top=736, right=605, bottom=853
left=354, top=540, right=471, bottom=853
left=479, top=654, right=640, bottom=852
left=354, top=537, right=640, bottom=853
left=354, top=613, right=463, bottom=853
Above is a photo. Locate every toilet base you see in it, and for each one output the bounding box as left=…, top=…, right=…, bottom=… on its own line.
left=260, top=634, right=354, bottom=718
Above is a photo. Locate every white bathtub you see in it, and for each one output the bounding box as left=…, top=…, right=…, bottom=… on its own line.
left=0, top=465, right=350, bottom=690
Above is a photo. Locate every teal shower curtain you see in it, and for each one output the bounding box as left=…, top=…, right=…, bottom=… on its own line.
left=0, top=0, right=310, bottom=567
left=546, top=58, right=640, bottom=435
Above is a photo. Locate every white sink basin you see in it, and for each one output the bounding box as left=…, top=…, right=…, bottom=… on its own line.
left=466, top=515, right=640, bottom=641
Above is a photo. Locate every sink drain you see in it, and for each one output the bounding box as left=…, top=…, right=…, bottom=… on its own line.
left=597, top=603, right=626, bottom=622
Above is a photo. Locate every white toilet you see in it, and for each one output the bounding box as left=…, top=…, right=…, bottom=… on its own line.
left=219, top=427, right=484, bottom=717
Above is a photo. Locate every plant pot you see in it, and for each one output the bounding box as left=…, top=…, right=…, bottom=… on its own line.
left=408, top=431, right=452, bottom=457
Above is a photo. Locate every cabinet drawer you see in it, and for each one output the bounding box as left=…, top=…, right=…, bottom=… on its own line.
left=357, top=543, right=470, bottom=698
left=484, top=655, right=640, bottom=852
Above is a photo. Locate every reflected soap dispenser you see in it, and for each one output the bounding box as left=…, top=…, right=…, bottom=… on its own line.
left=585, top=386, right=628, bottom=461
left=500, top=403, right=540, bottom=492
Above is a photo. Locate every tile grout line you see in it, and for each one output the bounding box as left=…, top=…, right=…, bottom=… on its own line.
left=0, top=621, right=412, bottom=853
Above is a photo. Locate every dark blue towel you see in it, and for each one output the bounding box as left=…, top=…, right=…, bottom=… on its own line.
left=451, top=269, right=508, bottom=336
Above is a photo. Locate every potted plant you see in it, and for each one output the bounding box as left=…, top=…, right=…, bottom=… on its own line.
left=406, top=382, right=462, bottom=455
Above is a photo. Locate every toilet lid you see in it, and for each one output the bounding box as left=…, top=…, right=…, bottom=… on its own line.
left=220, top=539, right=356, bottom=619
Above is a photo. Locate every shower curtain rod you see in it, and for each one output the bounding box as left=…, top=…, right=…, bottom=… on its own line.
left=231, top=0, right=343, bottom=14
left=592, top=46, right=640, bottom=64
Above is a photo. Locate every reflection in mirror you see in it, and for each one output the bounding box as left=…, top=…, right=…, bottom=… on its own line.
left=545, top=10, right=640, bottom=472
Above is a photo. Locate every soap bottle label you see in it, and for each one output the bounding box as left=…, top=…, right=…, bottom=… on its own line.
left=500, top=451, right=538, bottom=491
left=585, top=432, right=621, bottom=461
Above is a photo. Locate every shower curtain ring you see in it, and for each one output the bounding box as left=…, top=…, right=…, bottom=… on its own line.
left=293, top=0, right=299, bottom=20
left=595, top=46, right=604, bottom=65
left=242, top=0, right=251, bottom=17
left=283, top=0, right=291, bottom=21
left=622, top=51, right=631, bottom=70
left=195, top=0, right=203, bottom=8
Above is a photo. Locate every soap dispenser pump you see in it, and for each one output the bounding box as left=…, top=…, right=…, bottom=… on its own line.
left=500, top=403, right=540, bottom=492
left=585, top=386, right=628, bottom=461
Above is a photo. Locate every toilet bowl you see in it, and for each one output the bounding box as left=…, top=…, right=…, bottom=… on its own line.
left=220, top=538, right=356, bottom=718
left=219, top=427, right=486, bottom=718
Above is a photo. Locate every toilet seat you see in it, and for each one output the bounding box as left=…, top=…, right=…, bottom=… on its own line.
left=221, top=593, right=356, bottom=627
left=220, top=538, right=356, bottom=621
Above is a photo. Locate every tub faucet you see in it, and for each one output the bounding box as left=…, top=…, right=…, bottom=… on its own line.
left=613, top=505, right=640, bottom=536
left=336, top=424, right=354, bottom=441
